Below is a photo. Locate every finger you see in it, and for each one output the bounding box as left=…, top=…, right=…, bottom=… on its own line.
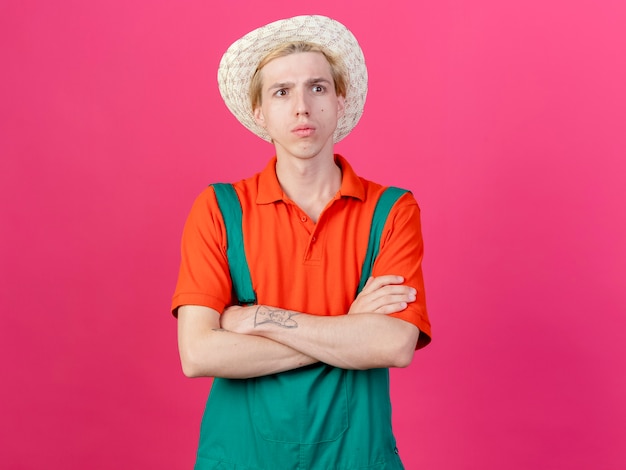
left=352, top=290, right=415, bottom=315
left=362, top=285, right=416, bottom=304
left=370, top=292, right=416, bottom=312
left=352, top=286, right=415, bottom=314
left=374, top=302, right=409, bottom=314
left=361, top=275, right=405, bottom=294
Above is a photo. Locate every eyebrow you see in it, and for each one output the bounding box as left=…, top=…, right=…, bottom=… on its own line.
left=306, top=78, right=332, bottom=86
left=267, top=78, right=332, bottom=91
left=267, top=81, right=294, bottom=92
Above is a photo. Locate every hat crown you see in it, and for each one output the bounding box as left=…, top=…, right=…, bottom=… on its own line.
left=218, top=15, right=368, bottom=143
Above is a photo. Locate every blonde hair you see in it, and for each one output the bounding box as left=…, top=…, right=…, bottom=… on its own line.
left=249, top=42, right=348, bottom=110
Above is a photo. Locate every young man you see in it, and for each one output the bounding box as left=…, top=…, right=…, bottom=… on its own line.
left=172, top=15, right=431, bottom=469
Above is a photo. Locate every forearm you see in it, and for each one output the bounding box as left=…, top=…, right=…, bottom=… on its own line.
left=178, top=305, right=317, bottom=379
left=224, top=306, right=420, bottom=370
left=184, top=330, right=317, bottom=379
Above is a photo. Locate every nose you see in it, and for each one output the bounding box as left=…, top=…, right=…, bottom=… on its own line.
left=294, top=88, right=310, bottom=116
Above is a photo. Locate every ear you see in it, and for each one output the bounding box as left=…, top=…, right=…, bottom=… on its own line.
left=253, top=107, right=266, bottom=128
left=336, top=95, right=346, bottom=119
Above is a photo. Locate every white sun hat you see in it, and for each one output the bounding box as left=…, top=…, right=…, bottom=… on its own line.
left=217, top=15, right=368, bottom=143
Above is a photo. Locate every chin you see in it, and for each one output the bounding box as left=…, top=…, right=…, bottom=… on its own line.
left=277, top=143, right=322, bottom=160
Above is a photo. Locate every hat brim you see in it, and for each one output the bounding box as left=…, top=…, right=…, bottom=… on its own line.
left=218, top=15, right=368, bottom=143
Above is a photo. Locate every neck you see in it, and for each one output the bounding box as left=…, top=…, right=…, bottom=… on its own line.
left=275, top=154, right=342, bottom=222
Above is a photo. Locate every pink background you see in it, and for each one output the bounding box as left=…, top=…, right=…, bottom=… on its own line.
left=1, top=1, right=625, bottom=468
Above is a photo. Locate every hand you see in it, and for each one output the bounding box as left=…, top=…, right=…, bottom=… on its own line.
left=220, top=305, right=252, bottom=334
left=348, top=275, right=416, bottom=315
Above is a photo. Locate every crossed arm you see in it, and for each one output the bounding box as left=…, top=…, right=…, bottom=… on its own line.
left=177, top=275, right=420, bottom=379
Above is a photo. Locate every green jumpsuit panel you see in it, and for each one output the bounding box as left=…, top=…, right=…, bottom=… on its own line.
left=195, top=184, right=408, bottom=470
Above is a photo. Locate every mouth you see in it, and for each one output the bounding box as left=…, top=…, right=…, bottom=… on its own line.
left=292, top=125, right=315, bottom=137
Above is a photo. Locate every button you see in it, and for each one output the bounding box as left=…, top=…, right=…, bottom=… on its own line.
left=311, top=236, right=317, bottom=242
left=300, top=216, right=307, bottom=222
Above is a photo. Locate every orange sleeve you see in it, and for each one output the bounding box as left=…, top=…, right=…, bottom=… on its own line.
left=171, top=187, right=233, bottom=316
left=373, top=192, right=432, bottom=349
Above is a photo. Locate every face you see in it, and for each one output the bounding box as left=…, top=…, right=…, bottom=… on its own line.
left=253, top=52, right=345, bottom=162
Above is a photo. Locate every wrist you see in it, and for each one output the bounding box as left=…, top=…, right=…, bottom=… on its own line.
left=253, top=305, right=300, bottom=334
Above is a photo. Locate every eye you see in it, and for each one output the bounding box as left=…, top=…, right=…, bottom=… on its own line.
left=274, top=89, right=287, bottom=97
left=312, top=85, right=325, bottom=93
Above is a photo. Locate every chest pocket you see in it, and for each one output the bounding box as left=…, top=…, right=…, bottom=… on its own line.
left=211, top=182, right=407, bottom=445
